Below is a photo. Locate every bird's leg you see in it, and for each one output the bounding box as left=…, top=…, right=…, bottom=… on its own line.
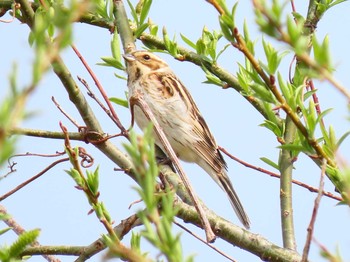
left=128, top=96, right=137, bottom=131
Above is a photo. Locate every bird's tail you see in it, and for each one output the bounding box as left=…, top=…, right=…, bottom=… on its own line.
left=218, top=171, right=250, bottom=229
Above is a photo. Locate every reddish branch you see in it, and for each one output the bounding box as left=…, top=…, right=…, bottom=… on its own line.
left=219, top=146, right=342, bottom=202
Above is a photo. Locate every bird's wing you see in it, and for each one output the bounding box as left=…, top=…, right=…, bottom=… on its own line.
left=148, top=71, right=226, bottom=173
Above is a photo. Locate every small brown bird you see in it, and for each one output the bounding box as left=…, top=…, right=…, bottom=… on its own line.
left=123, top=50, right=250, bottom=229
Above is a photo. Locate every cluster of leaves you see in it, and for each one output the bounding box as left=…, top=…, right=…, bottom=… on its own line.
left=0, top=221, right=40, bottom=262
left=65, top=146, right=121, bottom=252
left=251, top=0, right=350, bottom=195
left=0, top=68, right=21, bottom=168
left=64, top=124, right=189, bottom=260
left=124, top=126, right=191, bottom=262
left=99, top=0, right=153, bottom=71
left=126, top=0, right=152, bottom=38
left=26, top=0, right=82, bottom=84
left=0, top=70, right=39, bottom=262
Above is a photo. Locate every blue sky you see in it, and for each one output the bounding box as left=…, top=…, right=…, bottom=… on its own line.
left=1, top=1, right=350, bottom=261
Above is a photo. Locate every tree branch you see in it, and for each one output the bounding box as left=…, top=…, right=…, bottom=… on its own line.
left=279, top=117, right=297, bottom=249
left=174, top=199, right=303, bottom=262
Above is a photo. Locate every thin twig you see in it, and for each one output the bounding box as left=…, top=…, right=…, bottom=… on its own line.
left=290, top=0, right=296, bottom=13
left=130, top=91, right=216, bottom=243
left=0, top=158, right=69, bottom=201
left=9, top=151, right=66, bottom=159
left=77, top=76, right=127, bottom=136
left=218, top=146, right=342, bottom=201
left=52, top=96, right=81, bottom=128
left=174, top=221, right=236, bottom=262
left=71, top=44, right=127, bottom=133
left=301, top=158, right=326, bottom=261
left=2, top=151, right=65, bottom=179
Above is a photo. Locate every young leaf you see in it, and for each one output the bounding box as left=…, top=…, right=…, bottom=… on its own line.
left=260, top=157, right=279, bottom=170
left=180, top=34, right=196, bottom=50
left=134, top=23, right=150, bottom=38
left=8, top=229, right=40, bottom=258
left=139, top=0, right=152, bottom=25
left=110, top=97, right=129, bottom=108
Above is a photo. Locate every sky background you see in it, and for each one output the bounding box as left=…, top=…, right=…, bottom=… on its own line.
left=1, top=0, right=350, bottom=261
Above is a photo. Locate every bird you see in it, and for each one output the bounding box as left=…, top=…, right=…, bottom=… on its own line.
left=123, top=50, right=250, bottom=229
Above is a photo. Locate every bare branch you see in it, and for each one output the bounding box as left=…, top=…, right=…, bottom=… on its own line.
left=301, top=158, right=326, bottom=261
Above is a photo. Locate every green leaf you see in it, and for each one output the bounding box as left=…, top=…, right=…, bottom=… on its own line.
left=99, top=56, right=125, bottom=70
left=196, top=39, right=206, bottom=55
left=111, top=28, right=122, bottom=62
left=109, top=97, right=129, bottom=108
left=130, top=231, right=141, bottom=253
left=47, top=23, right=55, bottom=38
left=219, top=16, right=235, bottom=42
left=134, top=23, right=150, bottom=38
left=329, top=0, right=347, bottom=8
left=0, top=227, right=12, bottom=236
left=87, top=166, right=100, bottom=196
left=101, top=202, right=112, bottom=223
left=114, top=72, right=127, bottom=81
left=220, top=13, right=234, bottom=28
left=337, top=131, right=350, bottom=149
left=286, top=17, right=308, bottom=54
left=8, top=229, right=40, bottom=258
left=66, top=168, right=84, bottom=187
left=163, top=26, right=171, bottom=51
left=126, top=0, right=139, bottom=24
left=315, top=108, right=333, bottom=126
left=313, top=35, right=332, bottom=70
left=260, top=157, right=279, bottom=170
left=303, top=88, right=318, bottom=101
left=303, top=99, right=317, bottom=135
left=277, top=72, right=293, bottom=106
left=149, top=20, right=158, bottom=36
left=250, top=82, right=276, bottom=104
left=262, top=38, right=286, bottom=74
left=139, top=0, right=152, bottom=25
left=201, top=66, right=223, bottom=86
left=216, top=43, right=230, bottom=61
left=260, top=120, right=283, bottom=137
left=180, top=34, right=196, bottom=50
left=291, top=11, right=305, bottom=25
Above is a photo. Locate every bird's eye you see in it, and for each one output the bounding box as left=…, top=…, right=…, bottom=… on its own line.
left=143, top=54, right=151, bottom=60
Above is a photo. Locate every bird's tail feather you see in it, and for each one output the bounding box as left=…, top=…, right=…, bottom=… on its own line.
left=218, top=172, right=250, bottom=229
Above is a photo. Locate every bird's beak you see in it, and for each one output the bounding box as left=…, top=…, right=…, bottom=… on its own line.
left=122, top=53, right=136, bottom=62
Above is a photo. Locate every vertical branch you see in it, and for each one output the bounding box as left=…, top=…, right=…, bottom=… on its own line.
left=279, top=118, right=297, bottom=249
left=113, top=0, right=136, bottom=53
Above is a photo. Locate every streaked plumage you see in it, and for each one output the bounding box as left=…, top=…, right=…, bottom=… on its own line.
left=123, top=50, right=250, bottom=229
